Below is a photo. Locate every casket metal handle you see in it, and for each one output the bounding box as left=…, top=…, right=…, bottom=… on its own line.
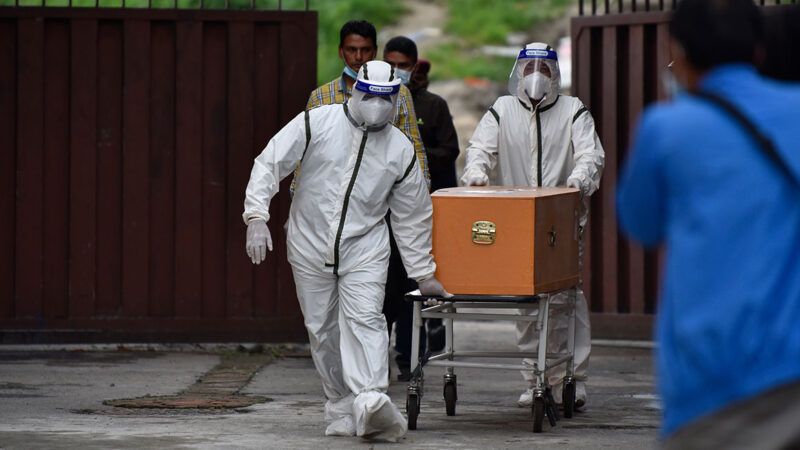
left=471, top=221, right=496, bottom=245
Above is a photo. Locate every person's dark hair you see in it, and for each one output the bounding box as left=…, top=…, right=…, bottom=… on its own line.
left=759, top=5, right=800, bottom=81
left=415, top=59, right=431, bottom=76
left=339, top=20, right=377, bottom=49
left=383, top=36, right=418, bottom=62
left=670, top=0, right=763, bottom=71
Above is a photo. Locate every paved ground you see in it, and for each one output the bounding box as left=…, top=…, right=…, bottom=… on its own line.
left=0, top=320, right=659, bottom=449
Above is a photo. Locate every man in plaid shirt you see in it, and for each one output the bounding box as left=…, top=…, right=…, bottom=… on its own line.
left=303, top=20, right=429, bottom=187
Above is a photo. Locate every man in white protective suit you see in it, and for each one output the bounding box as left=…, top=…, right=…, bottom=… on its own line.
left=462, top=42, right=604, bottom=410
left=243, top=60, right=450, bottom=441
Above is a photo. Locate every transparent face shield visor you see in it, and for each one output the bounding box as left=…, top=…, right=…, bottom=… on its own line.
left=508, top=48, right=560, bottom=97
left=521, top=59, right=554, bottom=78
left=350, top=79, right=399, bottom=127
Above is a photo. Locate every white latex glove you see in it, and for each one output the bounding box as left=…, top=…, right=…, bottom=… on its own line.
left=417, top=276, right=453, bottom=298
left=567, top=177, right=584, bottom=196
left=464, top=169, right=488, bottom=186
left=246, top=219, right=272, bottom=265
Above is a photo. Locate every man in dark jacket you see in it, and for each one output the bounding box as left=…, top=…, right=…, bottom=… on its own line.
left=384, top=38, right=459, bottom=192
left=406, top=58, right=460, bottom=191
left=383, top=36, right=460, bottom=380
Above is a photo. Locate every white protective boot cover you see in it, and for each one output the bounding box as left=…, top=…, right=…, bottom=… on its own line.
left=324, top=394, right=356, bottom=436
left=353, top=391, right=408, bottom=442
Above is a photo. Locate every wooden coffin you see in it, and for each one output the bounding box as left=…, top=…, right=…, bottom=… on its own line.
left=431, top=186, right=580, bottom=296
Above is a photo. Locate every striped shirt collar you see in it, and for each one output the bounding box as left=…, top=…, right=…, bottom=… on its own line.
left=338, top=76, right=351, bottom=96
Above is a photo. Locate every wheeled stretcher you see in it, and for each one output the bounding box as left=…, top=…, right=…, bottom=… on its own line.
left=404, top=291, right=578, bottom=433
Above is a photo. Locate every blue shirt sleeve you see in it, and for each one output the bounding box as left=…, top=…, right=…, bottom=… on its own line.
left=617, top=108, right=668, bottom=248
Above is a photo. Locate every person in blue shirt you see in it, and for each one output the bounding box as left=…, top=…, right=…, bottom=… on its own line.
left=617, top=0, right=800, bottom=447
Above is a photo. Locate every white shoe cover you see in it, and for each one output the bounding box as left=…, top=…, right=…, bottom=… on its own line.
left=324, top=394, right=356, bottom=437
left=353, top=391, right=407, bottom=442
left=552, top=381, right=588, bottom=406
left=517, top=388, right=534, bottom=407
left=575, top=381, right=587, bottom=408
left=325, top=416, right=356, bottom=436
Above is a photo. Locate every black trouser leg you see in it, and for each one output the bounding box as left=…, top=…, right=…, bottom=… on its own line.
left=395, top=298, right=426, bottom=370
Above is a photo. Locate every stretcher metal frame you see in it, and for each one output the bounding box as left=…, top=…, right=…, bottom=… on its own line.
left=404, top=291, right=578, bottom=433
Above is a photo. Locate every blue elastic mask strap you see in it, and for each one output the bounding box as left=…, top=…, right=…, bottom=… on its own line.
left=343, top=64, right=358, bottom=80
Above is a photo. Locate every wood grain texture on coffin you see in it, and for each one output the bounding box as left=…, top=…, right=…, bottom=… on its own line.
left=432, top=186, right=579, bottom=296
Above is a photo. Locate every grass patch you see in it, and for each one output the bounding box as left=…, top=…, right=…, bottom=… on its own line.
left=309, top=0, right=406, bottom=85
left=422, top=0, right=572, bottom=82
left=445, top=0, right=573, bottom=46
left=426, top=42, right=515, bottom=83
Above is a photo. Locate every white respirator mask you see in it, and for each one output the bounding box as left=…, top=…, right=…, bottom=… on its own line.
left=525, top=72, right=551, bottom=101
left=358, top=96, right=395, bottom=126
left=348, top=61, right=402, bottom=129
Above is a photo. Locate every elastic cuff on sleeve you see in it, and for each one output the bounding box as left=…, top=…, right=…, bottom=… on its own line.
left=414, top=271, right=436, bottom=284
left=460, top=167, right=485, bottom=184
left=242, top=213, right=269, bottom=225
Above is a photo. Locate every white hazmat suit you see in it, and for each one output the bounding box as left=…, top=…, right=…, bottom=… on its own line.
left=244, top=61, right=448, bottom=440
left=462, top=42, right=605, bottom=407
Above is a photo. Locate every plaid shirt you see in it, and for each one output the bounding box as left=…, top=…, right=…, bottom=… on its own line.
left=291, top=77, right=430, bottom=193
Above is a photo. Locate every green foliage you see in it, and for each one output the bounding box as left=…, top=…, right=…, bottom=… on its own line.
left=445, top=0, right=573, bottom=46
left=5, top=0, right=404, bottom=85
left=9, top=0, right=571, bottom=83
left=308, top=0, right=406, bottom=85
left=421, top=0, right=572, bottom=82
left=426, top=42, right=515, bottom=83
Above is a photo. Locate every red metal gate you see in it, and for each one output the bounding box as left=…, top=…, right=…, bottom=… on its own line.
left=0, top=7, right=316, bottom=343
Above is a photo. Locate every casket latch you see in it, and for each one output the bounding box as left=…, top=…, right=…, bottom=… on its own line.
left=471, top=221, right=496, bottom=245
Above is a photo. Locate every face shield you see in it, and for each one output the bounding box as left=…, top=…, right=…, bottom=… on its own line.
left=348, top=61, right=401, bottom=129
left=508, top=44, right=561, bottom=102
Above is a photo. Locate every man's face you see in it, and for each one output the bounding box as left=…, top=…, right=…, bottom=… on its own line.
left=384, top=50, right=416, bottom=73
left=339, top=34, right=377, bottom=73
left=523, top=60, right=552, bottom=78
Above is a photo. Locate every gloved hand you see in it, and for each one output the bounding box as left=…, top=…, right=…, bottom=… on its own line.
left=246, top=219, right=272, bottom=265
left=417, top=276, right=453, bottom=298
left=463, top=168, right=488, bottom=186
left=567, top=177, right=584, bottom=196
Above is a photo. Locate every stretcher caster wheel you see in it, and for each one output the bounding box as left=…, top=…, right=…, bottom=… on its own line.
left=407, top=392, right=420, bottom=430
left=532, top=396, right=545, bottom=433
left=545, top=387, right=559, bottom=423
left=562, top=380, right=576, bottom=418
left=444, top=381, right=457, bottom=416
